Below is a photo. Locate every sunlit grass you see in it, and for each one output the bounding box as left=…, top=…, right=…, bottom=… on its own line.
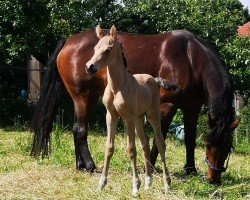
left=0, top=129, right=249, bottom=199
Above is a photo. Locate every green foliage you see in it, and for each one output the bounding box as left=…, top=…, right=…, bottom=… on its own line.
left=0, top=0, right=51, bottom=65
left=48, top=0, right=124, bottom=38
left=221, top=37, right=250, bottom=102
left=235, top=106, right=250, bottom=154
left=0, top=0, right=249, bottom=65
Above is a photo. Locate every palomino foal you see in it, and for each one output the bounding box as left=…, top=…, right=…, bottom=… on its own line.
left=86, top=25, right=178, bottom=195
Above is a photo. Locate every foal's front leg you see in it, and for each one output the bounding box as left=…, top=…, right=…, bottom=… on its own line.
left=124, top=118, right=141, bottom=196
left=99, top=111, right=118, bottom=190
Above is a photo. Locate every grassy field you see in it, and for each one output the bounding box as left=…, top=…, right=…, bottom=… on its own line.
left=0, top=128, right=249, bottom=200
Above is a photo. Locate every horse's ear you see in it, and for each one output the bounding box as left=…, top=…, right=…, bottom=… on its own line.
left=96, top=25, right=104, bottom=39
left=230, top=117, right=240, bottom=131
left=110, top=25, right=117, bottom=38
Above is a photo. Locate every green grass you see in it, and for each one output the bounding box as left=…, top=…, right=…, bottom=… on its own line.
left=0, top=129, right=249, bottom=200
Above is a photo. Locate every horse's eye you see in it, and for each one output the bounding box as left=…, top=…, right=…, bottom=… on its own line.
left=105, top=48, right=111, bottom=53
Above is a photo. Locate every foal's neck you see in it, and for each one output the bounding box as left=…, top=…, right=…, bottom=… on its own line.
left=107, top=44, right=129, bottom=94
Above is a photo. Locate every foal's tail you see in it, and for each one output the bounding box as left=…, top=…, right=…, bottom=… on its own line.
left=154, top=77, right=181, bottom=93
left=31, top=40, right=66, bottom=158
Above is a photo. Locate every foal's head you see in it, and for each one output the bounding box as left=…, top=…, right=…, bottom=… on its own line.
left=86, top=25, right=118, bottom=76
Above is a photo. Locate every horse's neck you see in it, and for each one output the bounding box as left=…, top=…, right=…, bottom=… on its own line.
left=107, top=48, right=129, bottom=94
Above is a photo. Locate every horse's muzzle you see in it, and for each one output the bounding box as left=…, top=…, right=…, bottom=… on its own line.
left=86, top=64, right=97, bottom=75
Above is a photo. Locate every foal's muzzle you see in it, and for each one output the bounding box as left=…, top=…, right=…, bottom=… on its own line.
left=86, top=64, right=98, bottom=76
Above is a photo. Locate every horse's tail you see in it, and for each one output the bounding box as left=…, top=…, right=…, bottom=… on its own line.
left=154, top=77, right=181, bottom=93
left=31, top=40, right=66, bottom=158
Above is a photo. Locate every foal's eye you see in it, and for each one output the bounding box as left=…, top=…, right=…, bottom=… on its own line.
left=105, top=48, right=112, bottom=53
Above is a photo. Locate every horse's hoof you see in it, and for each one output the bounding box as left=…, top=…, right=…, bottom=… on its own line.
left=76, top=159, right=86, bottom=171
left=184, top=165, right=197, bottom=175
left=85, top=162, right=96, bottom=173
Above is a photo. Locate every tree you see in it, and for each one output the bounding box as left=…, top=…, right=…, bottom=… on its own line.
left=0, top=0, right=51, bottom=65
left=221, top=36, right=250, bottom=103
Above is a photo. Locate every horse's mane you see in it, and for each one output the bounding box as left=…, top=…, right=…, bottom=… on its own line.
left=196, top=37, right=236, bottom=145
left=207, top=72, right=235, bottom=144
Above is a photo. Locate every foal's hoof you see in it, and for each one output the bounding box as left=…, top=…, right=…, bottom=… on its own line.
left=184, top=165, right=197, bottom=175
left=98, top=176, right=107, bottom=190
left=165, top=184, right=171, bottom=192
left=132, top=178, right=141, bottom=196
left=144, top=176, right=152, bottom=190
left=132, top=188, right=139, bottom=197
left=164, top=177, right=171, bottom=192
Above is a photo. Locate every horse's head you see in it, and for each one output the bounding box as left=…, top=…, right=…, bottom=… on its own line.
left=86, top=25, right=117, bottom=76
left=205, top=116, right=240, bottom=184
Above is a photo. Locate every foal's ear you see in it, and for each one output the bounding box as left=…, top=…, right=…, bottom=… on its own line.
left=96, top=25, right=105, bottom=39
left=110, top=25, right=117, bottom=38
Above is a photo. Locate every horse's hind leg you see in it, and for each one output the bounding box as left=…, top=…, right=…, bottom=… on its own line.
left=99, top=110, right=118, bottom=190
left=150, top=103, right=177, bottom=170
left=135, top=117, right=152, bottom=189
left=72, top=91, right=99, bottom=172
left=147, top=109, right=171, bottom=192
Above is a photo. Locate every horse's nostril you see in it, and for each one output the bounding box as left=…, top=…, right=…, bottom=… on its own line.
left=86, top=64, right=93, bottom=72
left=86, top=64, right=97, bottom=75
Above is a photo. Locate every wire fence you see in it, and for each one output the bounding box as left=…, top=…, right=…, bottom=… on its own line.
left=0, top=65, right=46, bottom=71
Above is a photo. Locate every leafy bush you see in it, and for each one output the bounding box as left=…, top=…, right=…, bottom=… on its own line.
left=221, top=37, right=250, bottom=103
left=235, top=106, right=250, bottom=153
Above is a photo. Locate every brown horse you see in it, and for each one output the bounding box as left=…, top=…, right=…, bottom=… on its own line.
left=31, top=27, right=240, bottom=184
left=86, top=25, right=178, bottom=194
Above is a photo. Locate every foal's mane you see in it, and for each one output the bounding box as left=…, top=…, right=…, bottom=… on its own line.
left=196, top=37, right=236, bottom=145
left=119, top=42, right=128, bottom=70
left=103, top=29, right=128, bottom=70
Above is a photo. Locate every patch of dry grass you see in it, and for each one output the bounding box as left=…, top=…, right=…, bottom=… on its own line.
left=0, top=130, right=249, bottom=199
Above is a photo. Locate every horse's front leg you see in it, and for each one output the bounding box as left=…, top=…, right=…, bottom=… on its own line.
left=124, top=118, right=141, bottom=196
left=182, top=106, right=201, bottom=175
left=99, top=110, right=118, bottom=190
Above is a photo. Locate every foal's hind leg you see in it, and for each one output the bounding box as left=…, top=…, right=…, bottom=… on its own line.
left=150, top=103, right=177, bottom=171
left=135, top=117, right=152, bottom=189
left=99, top=110, right=118, bottom=190
left=124, top=118, right=141, bottom=196
left=147, top=110, right=171, bottom=192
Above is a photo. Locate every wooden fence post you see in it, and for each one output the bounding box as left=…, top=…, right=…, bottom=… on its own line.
left=27, top=55, right=41, bottom=103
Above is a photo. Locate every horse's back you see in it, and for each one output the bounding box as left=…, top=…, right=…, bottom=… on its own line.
left=57, top=28, right=216, bottom=108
